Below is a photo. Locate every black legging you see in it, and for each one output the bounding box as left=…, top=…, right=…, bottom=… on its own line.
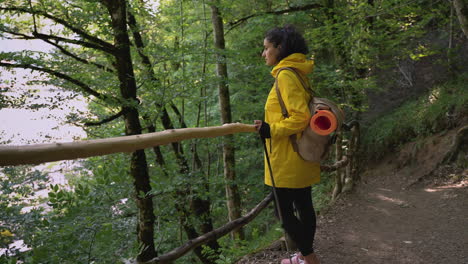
left=274, top=186, right=316, bottom=256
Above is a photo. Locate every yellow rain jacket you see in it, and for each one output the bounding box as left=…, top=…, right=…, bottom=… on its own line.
left=264, top=53, right=320, bottom=188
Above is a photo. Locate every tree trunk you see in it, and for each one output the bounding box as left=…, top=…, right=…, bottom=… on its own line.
left=100, top=0, right=156, bottom=262
left=453, top=0, right=468, bottom=39
left=210, top=4, right=244, bottom=240
left=159, top=106, right=221, bottom=264
left=127, top=9, right=221, bottom=262
left=332, top=132, right=344, bottom=201
left=343, top=122, right=360, bottom=192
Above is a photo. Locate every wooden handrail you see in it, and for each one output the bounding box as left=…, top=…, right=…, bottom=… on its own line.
left=0, top=120, right=361, bottom=264
left=0, top=123, right=257, bottom=166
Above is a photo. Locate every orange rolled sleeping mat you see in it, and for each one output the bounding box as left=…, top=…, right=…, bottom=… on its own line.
left=310, top=110, right=338, bottom=136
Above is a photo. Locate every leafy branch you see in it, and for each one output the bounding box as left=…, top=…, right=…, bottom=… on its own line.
left=41, top=38, right=115, bottom=73
left=0, top=6, right=115, bottom=54
left=227, top=3, right=323, bottom=32
left=0, top=61, right=117, bottom=103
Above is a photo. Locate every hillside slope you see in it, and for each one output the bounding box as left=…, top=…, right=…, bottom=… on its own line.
left=237, top=125, right=467, bottom=264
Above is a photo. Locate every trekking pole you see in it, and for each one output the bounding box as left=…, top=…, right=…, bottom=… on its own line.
left=261, top=136, right=291, bottom=251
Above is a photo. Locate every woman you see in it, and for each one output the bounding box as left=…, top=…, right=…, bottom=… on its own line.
left=254, top=25, right=321, bottom=264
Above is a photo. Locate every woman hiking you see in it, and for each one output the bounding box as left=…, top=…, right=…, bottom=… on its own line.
left=254, top=25, right=321, bottom=264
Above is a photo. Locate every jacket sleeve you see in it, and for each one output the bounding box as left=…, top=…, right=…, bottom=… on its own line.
left=270, top=70, right=311, bottom=138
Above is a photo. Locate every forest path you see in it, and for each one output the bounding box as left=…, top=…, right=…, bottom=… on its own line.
left=314, top=166, right=467, bottom=264
left=238, top=127, right=468, bottom=264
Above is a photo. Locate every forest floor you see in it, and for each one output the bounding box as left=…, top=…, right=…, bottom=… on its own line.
left=237, top=126, right=468, bottom=264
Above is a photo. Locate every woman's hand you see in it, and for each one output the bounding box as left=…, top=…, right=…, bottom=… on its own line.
left=254, top=120, right=271, bottom=138
left=254, top=120, right=262, bottom=131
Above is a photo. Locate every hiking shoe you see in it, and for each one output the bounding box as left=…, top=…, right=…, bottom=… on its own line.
left=302, top=253, right=320, bottom=264
left=281, top=253, right=304, bottom=264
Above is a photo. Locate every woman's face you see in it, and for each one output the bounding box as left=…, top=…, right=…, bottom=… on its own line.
left=262, top=38, right=280, bottom=66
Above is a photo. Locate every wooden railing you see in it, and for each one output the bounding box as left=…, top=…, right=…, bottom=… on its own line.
left=0, top=123, right=256, bottom=166
left=0, top=122, right=360, bottom=263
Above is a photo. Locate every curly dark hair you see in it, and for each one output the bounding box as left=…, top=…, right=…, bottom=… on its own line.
left=264, top=25, right=309, bottom=62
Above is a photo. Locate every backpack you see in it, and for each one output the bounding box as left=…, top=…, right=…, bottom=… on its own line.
left=275, top=67, right=345, bottom=163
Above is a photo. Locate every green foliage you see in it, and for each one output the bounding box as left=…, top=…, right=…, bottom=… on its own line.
left=0, top=0, right=460, bottom=262
left=0, top=166, right=48, bottom=261
left=36, top=161, right=136, bottom=263
left=0, top=156, right=138, bottom=263
left=361, top=75, right=468, bottom=161
left=312, top=172, right=335, bottom=214
left=201, top=219, right=283, bottom=264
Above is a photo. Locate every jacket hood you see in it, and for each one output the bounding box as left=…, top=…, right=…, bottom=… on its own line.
left=271, top=53, right=314, bottom=77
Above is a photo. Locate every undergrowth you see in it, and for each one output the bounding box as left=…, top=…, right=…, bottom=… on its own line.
left=361, top=74, right=468, bottom=161
left=201, top=221, right=283, bottom=264
left=313, top=172, right=335, bottom=214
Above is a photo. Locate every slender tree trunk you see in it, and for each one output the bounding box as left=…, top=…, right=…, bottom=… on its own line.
left=453, top=0, right=468, bottom=39
left=332, top=133, right=344, bottom=201
left=153, top=96, right=220, bottom=264
left=168, top=103, right=221, bottom=256
left=145, top=119, right=169, bottom=176
left=100, top=0, right=156, bottom=262
left=127, top=9, right=220, bottom=263
left=162, top=103, right=220, bottom=264
left=210, top=3, right=244, bottom=240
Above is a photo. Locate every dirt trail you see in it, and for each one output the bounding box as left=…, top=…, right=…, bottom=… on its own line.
left=315, top=168, right=467, bottom=264
left=238, top=129, right=468, bottom=264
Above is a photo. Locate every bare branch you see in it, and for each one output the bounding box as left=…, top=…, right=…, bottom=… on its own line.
left=321, top=156, right=349, bottom=172
left=84, top=109, right=125, bottom=126
left=227, top=3, right=323, bottom=32
left=143, top=193, right=274, bottom=264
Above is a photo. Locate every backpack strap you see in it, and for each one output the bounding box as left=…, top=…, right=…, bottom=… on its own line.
left=274, top=67, right=311, bottom=153
left=274, top=67, right=312, bottom=117
left=274, top=69, right=289, bottom=119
